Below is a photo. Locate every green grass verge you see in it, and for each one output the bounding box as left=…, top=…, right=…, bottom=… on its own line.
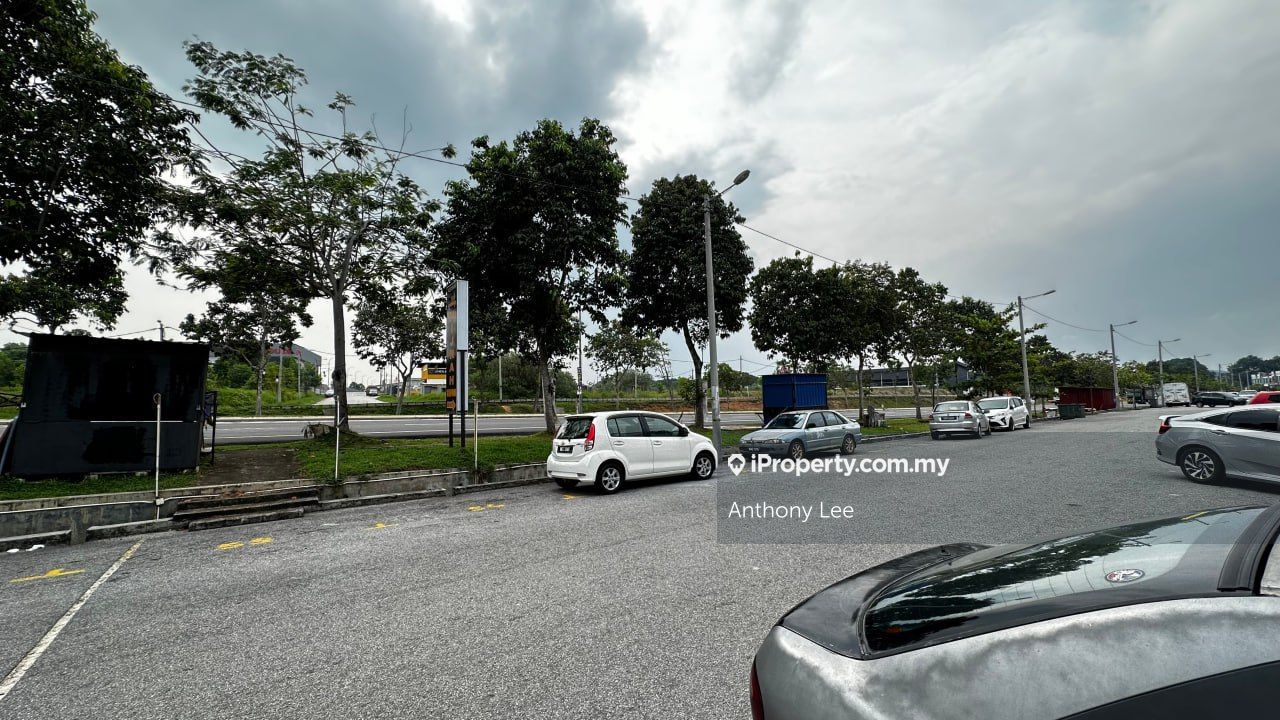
left=212, top=387, right=324, bottom=415
left=0, top=472, right=203, bottom=501
left=862, top=418, right=931, bottom=436
left=293, top=432, right=555, bottom=480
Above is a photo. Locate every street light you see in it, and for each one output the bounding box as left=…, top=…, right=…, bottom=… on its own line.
left=705, top=169, right=751, bottom=456
left=1017, top=289, right=1054, bottom=419
left=1191, top=353, right=1211, bottom=394
left=1157, top=337, right=1180, bottom=406
left=1109, top=320, right=1137, bottom=409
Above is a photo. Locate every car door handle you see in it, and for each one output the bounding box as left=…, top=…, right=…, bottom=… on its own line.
left=652, top=440, right=663, bottom=446
left=613, top=440, right=625, bottom=446
left=1211, top=429, right=1228, bottom=435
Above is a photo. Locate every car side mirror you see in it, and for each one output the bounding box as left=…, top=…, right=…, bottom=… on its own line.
left=679, top=426, right=689, bottom=437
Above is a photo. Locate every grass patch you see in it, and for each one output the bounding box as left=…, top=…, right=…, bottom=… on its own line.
left=293, top=432, right=554, bottom=480
left=862, top=418, right=930, bottom=436
left=0, top=472, right=203, bottom=501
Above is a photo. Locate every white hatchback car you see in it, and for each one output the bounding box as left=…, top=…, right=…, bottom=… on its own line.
left=977, top=396, right=1031, bottom=430
left=546, top=411, right=718, bottom=494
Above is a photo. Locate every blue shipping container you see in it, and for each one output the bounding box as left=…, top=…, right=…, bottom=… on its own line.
left=762, top=374, right=828, bottom=423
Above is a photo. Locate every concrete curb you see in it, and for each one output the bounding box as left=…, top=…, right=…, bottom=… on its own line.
left=861, top=431, right=932, bottom=443
left=1, top=530, right=71, bottom=552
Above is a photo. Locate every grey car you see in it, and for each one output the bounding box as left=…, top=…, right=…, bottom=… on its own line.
left=928, top=400, right=991, bottom=439
left=751, top=506, right=1280, bottom=719
left=1156, top=404, right=1280, bottom=483
left=738, top=410, right=862, bottom=460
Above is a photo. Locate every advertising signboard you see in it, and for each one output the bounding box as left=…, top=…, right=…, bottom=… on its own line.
left=445, top=280, right=469, bottom=412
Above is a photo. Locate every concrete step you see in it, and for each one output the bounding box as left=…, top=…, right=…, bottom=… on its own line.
left=173, top=488, right=318, bottom=513
left=171, top=496, right=318, bottom=522
left=185, top=507, right=305, bottom=531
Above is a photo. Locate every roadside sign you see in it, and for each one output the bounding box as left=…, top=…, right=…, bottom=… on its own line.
left=445, top=280, right=469, bottom=411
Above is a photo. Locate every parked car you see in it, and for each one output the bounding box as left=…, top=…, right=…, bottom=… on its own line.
left=1194, top=390, right=1243, bottom=407
left=1248, top=390, right=1280, bottom=405
left=750, top=506, right=1280, bottom=719
left=365, top=386, right=380, bottom=397
left=928, top=400, right=991, bottom=439
left=737, top=410, right=861, bottom=460
left=1237, top=390, right=1259, bottom=403
left=323, top=388, right=335, bottom=398
left=976, top=396, right=1029, bottom=431
left=1156, top=405, right=1280, bottom=483
left=545, top=411, right=717, bottom=494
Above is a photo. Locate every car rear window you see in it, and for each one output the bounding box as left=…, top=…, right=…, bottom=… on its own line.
left=935, top=402, right=968, bottom=412
left=558, top=416, right=594, bottom=440
left=862, top=507, right=1266, bottom=655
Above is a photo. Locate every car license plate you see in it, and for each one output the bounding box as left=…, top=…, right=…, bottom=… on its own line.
left=557, top=445, right=573, bottom=454
left=940, top=415, right=957, bottom=421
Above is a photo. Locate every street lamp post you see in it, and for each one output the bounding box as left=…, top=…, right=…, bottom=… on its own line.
left=1191, top=353, right=1210, bottom=394
left=1017, top=289, right=1054, bottom=419
left=1109, top=320, right=1137, bottom=409
left=705, top=169, right=751, bottom=456
left=1157, top=338, right=1180, bottom=406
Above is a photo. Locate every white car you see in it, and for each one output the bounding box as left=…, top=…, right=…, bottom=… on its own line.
left=977, top=396, right=1030, bottom=430
left=546, top=411, right=718, bottom=494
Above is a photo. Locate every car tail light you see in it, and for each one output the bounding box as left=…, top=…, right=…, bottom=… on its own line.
left=964, top=412, right=973, bottom=419
left=584, top=422, right=596, bottom=451
left=927, top=413, right=934, bottom=421
left=1158, top=418, right=1172, bottom=434
left=750, top=662, right=765, bottom=720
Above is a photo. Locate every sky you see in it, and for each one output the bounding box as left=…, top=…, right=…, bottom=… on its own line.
left=7, top=0, right=1279, bottom=385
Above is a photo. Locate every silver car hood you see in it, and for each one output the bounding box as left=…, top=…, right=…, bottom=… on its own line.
left=742, top=429, right=800, bottom=441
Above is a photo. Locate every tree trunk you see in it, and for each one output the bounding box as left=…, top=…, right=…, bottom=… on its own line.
left=331, top=292, right=349, bottom=429
left=538, top=344, right=556, bottom=433
left=910, top=362, right=922, bottom=420
left=254, top=338, right=268, bottom=417
left=614, top=373, right=620, bottom=409
left=396, top=368, right=409, bottom=415
left=857, top=355, right=865, bottom=422
left=681, top=324, right=704, bottom=428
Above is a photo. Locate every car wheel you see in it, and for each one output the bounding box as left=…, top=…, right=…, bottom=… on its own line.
left=1023, top=416, right=1031, bottom=429
left=840, top=435, right=856, bottom=455
left=554, top=478, right=578, bottom=489
left=984, top=423, right=992, bottom=436
left=788, top=440, right=805, bottom=460
left=930, top=431, right=940, bottom=440
left=1178, top=447, right=1224, bottom=483
left=972, top=429, right=982, bottom=439
left=691, top=452, right=716, bottom=480
left=595, top=462, right=625, bottom=494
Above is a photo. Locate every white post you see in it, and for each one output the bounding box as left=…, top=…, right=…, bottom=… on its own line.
left=334, top=390, right=341, bottom=484
left=473, top=397, right=479, bottom=470
left=153, top=393, right=162, bottom=519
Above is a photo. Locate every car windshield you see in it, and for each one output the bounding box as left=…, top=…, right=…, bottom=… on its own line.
left=977, top=399, right=1009, bottom=410
left=558, top=417, right=594, bottom=440
left=935, top=402, right=969, bottom=412
left=862, top=507, right=1264, bottom=655
left=766, top=413, right=806, bottom=429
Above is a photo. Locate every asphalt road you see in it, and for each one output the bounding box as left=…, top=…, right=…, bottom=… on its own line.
left=5, top=407, right=1275, bottom=719
left=205, top=406, right=922, bottom=444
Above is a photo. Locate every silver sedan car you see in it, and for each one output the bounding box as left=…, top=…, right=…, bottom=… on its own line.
left=928, top=400, right=991, bottom=439
left=738, top=410, right=862, bottom=459
left=751, top=506, right=1280, bottom=719
left=1156, top=405, right=1280, bottom=483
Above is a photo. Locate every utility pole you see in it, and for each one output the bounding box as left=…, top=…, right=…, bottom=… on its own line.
left=1109, top=320, right=1136, bottom=409
left=277, top=350, right=284, bottom=403
left=1191, top=353, right=1210, bottom=394
left=498, top=355, right=504, bottom=402
left=157, top=321, right=166, bottom=341
left=704, top=169, right=750, bottom=456
left=1157, top=338, right=1180, bottom=406
left=1017, top=290, right=1054, bottom=418
left=576, top=308, right=583, bottom=414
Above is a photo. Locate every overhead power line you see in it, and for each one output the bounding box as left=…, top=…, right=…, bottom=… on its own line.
left=1020, top=302, right=1104, bottom=333
left=1114, top=329, right=1156, bottom=347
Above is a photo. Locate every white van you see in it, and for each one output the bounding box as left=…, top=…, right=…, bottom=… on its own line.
left=1161, top=382, right=1191, bottom=407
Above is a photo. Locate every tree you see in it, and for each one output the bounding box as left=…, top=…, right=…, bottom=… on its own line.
left=1, top=0, right=194, bottom=328
left=181, top=297, right=311, bottom=416
left=179, top=42, right=444, bottom=428
left=624, top=175, right=754, bottom=427
left=883, top=267, right=949, bottom=419
left=352, top=286, right=443, bottom=414
left=942, top=298, right=1025, bottom=397
left=836, top=261, right=898, bottom=420
left=0, top=342, right=27, bottom=387
left=435, top=118, right=629, bottom=432
left=749, top=256, right=842, bottom=372
left=587, top=320, right=636, bottom=407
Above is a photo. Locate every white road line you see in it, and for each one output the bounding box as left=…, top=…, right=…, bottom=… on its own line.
left=0, top=540, right=144, bottom=702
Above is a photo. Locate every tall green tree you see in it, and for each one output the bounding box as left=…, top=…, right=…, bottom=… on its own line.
left=837, top=261, right=898, bottom=420
left=1, top=0, right=195, bottom=329
left=587, top=320, right=635, bottom=407
left=943, top=298, right=1025, bottom=397
left=883, top=267, right=950, bottom=419
left=749, top=256, right=839, bottom=372
left=624, top=175, right=754, bottom=427
left=352, top=286, right=443, bottom=414
left=435, top=118, right=629, bottom=432
left=179, top=42, right=444, bottom=427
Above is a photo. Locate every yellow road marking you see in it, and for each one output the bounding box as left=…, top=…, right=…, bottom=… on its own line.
left=485, top=503, right=504, bottom=509
left=467, top=505, right=484, bottom=512
left=372, top=522, right=395, bottom=529
left=217, top=541, right=244, bottom=551
left=562, top=494, right=581, bottom=501
left=249, top=537, right=273, bottom=545
left=1182, top=511, right=1209, bottom=520
left=10, top=568, right=85, bottom=584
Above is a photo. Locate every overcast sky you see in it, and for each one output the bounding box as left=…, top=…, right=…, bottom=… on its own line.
left=9, top=0, right=1278, bottom=384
